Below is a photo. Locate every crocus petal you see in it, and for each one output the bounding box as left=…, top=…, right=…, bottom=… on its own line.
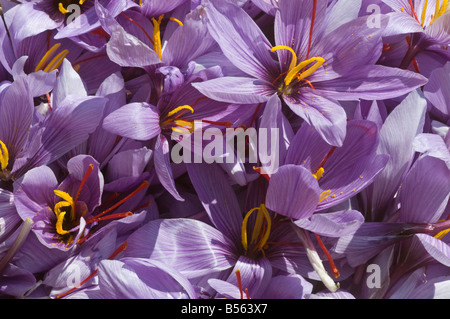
left=97, top=258, right=196, bottom=299
left=423, top=62, right=450, bottom=117
left=266, top=164, right=321, bottom=220
left=192, top=76, right=274, bottom=104
left=102, top=102, right=161, bottom=141
left=186, top=162, right=243, bottom=243
left=315, top=65, right=428, bottom=101
left=154, top=134, right=184, bottom=201
left=124, top=218, right=236, bottom=279
left=283, top=91, right=347, bottom=147
left=414, top=234, right=450, bottom=267
left=52, top=59, right=87, bottom=108
left=260, top=274, right=313, bottom=299
left=13, top=165, right=58, bottom=221
left=204, top=0, right=279, bottom=82
left=363, top=89, right=427, bottom=221
left=413, top=133, right=450, bottom=165
left=294, top=210, right=365, bottom=238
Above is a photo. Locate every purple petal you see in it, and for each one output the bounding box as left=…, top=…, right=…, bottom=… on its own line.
left=124, top=218, right=236, bottom=278
left=283, top=91, right=347, bottom=147
left=294, top=210, right=365, bottom=237
left=204, top=0, right=278, bottom=82
left=192, top=76, right=274, bottom=104
left=186, top=162, right=243, bottom=243
left=102, top=102, right=161, bottom=141
left=398, top=156, right=450, bottom=223
left=266, top=164, right=321, bottom=220
left=154, top=134, right=184, bottom=201
left=97, top=258, right=196, bottom=299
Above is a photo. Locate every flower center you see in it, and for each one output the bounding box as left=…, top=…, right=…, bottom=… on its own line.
left=57, top=0, right=85, bottom=15
left=271, top=45, right=325, bottom=87
left=241, top=204, right=272, bottom=258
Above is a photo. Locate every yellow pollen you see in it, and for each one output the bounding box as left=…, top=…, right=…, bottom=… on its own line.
left=401, top=7, right=405, bottom=12
left=241, top=204, right=272, bottom=253
left=58, top=3, right=68, bottom=14
left=169, top=17, right=183, bottom=26
left=152, top=14, right=164, bottom=60
left=312, top=167, right=325, bottom=180
left=167, top=105, right=194, bottom=117
left=79, top=0, right=85, bottom=4
left=271, top=46, right=324, bottom=86
left=0, top=140, right=9, bottom=171
left=319, top=190, right=331, bottom=203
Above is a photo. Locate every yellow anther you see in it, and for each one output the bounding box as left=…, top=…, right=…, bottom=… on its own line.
left=241, top=204, right=271, bottom=253
left=167, top=105, right=194, bottom=118
left=35, top=43, right=62, bottom=72
left=0, top=140, right=9, bottom=171
left=286, top=56, right=325, bottom=86
left=431, top=0, right=448, bottom=24
left=58, top=2, right=68, bottom=14
left=55, top=211, right=70, bottom=235
left=435, top=228, right=450, bottom=240
left=421, top=0, right=429, bottom=26
left=312, top=167, right=325, bottom=181
left=152, top=15, right=164, bottom=60
left=43, top=49, right=69, bottom=73
left=54, top=190, right=76, bottom=221
left=169, top=17, right=183, bottom=26
left=319, top=190, right=331, bottom=204
left=79, top=0, right=86, bottom=4
left=271, top=45, right=298, bottom=71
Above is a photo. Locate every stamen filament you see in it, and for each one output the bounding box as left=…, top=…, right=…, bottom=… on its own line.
left=421, top=0, right=429, bottom=26
left=0, top=140, right=9, bottom=170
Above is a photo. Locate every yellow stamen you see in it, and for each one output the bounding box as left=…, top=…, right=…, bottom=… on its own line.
left=435, top=228, right=450, bottom=240
left=152, top=15, right=164, bottom=60
left=421, top=0, right=429, bottom=26
left=54, top=190, right=76, bottom=221
left=241, top=204, right=271, bottom=253
left=167, top=105, right=194, bottom=117
left=79, top=0, right=86, bottom=4
left=139, top=0, right=142, bottom=5
left=431, top=0, right=449, bottom=24
left=312, top=167, right=325, bottom=181
left=0, top=140, right=9, bottom=171
left=58, top=3, right=68, bottom=14
left=43, top=49, right=69, bottom=73
left=169, top=17, right=183, bottom=26
left=271, top=46, right=325, bottom=86
left=319, top=190, right=331, bottom=203
left=287, top=57, right=325, bottom=85
left=271, top=45, right=298, bottom=72
left=35, top=43, right=62, bottom=72
left=55, top=211, right=70, bottom=235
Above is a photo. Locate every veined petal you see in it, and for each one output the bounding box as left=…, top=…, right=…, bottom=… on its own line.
left=192, top=76, right=274, bottom=104
left=124, top=218, right=237, bottom=279
left=283, top=91, right=347, bottom=147
left=204, top=0, right=279, bottom=82
left=97, top=258, right=196, bottom=299
left=398, top=156, right=450, bottom=223
left=266, top=165, right=321, bottom=220
left=103, top=102, right=161, bottom=141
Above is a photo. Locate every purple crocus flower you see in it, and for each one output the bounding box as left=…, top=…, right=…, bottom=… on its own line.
left=121, top=162, right=320, bottom=298
left=380, top=0, right=450, bottom=71
left=103, top=67, right=250, bottom=201
left=192, top=0, right=428, bottom=146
